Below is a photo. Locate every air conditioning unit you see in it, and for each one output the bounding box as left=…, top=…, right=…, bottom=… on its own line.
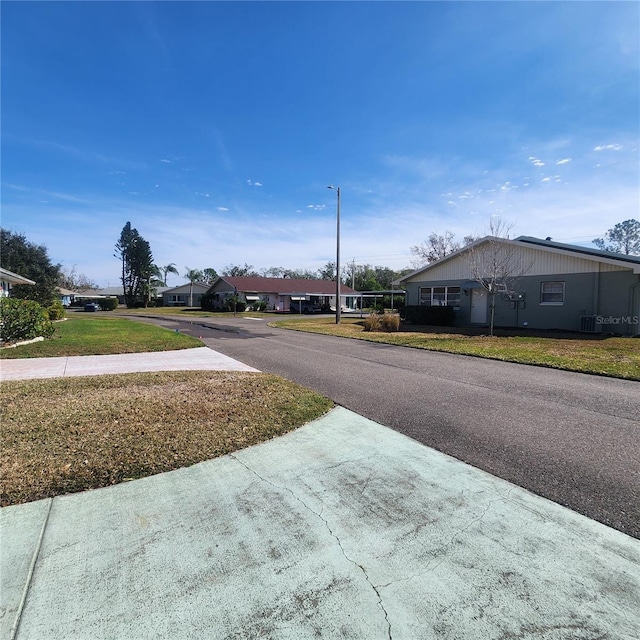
left=579, top=315, right=602, bottom=334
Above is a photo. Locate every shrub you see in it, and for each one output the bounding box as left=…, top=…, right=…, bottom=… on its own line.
left=363, top=313, right=381, bottom=332
left=0, top=298, right=54, bottom=343
left=99, top=297, right=119, bottom=311
left=200, top=292, right=216, bottom=311
left=47, top=300, right=66, bottom=320
left=250, top=300, right=268, bottom=312
left=401, top=305, right=456, bottom=326
left=223, top=297, right=246, bottom=313
left=379, top=313, right=400, bottom=332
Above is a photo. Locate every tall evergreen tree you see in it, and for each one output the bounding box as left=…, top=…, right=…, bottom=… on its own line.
left=0, top=228, right=61, bottom=305
left=114, top=222, right=154, bottom=307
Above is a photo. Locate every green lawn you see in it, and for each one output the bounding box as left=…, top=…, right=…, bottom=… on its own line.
left=270, top=317, right=640, bottom=381
left=0, top=312, right=334, bottom=504
left=0, top=314, right=202, bottom=358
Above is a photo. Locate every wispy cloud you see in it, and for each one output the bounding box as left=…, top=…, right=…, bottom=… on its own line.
left=3, top=183, right=90, bottom=204
left=16, top=138, right=149, bottom=171
left=594, top=144, right=623, bottom=151
left=555, top=158, right=571, bottom=165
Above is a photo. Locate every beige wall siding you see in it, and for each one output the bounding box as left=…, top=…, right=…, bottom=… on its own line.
left=404, top=244, right=629, bottom=283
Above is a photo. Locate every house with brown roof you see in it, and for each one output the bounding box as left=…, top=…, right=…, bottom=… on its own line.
left=205, top=276, right=359, bottom=312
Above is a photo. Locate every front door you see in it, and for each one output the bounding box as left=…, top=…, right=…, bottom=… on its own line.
left=470, top=289, right=487, bottom=324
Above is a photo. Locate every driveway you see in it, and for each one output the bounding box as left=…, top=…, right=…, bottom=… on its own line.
left=132, top=314, right=640, bottom=538
left=3, top=408, right=638, bottom=639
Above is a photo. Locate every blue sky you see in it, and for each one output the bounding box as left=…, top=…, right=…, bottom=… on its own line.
left=2, top=1, right=638, bottom=287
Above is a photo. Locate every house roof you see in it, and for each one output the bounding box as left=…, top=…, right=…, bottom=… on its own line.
left=0, top=267, right=36, bottom=286
left=77, top=286, right=172, bottom=296
left=515, top=236, right=640, bottom=265
left=162, top=283, right=210, bottom=294
left=215, top=276, right=359, bottom=296
left=394, top=235, right=640, bottom=284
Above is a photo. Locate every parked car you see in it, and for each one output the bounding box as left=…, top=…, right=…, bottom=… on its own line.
left=289, top=300, right=322, bottom=314
left=84, top=302, right=100, bottom=312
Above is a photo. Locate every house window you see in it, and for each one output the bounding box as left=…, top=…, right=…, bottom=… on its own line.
left=540, top=281, right=564, bottom=305
left=419, top=287, right=432, bottom=305
left=419, top=286, right=461, bottom=307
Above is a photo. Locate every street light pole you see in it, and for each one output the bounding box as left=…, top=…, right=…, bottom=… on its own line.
left=327, top=185, right=341, bottom=324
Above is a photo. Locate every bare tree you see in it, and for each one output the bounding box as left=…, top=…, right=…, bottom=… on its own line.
left=411, top=231, right=477, bottom=268
left=411, top=231, right=459, bottom=267
left=222, top=263, right=259, bottom=277
left=58, top=265, right=98, bottom=291
left=466, top=218, right=530, bottom=336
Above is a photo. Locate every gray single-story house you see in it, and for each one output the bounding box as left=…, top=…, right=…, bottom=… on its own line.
left=205, top=276, right=359, bottom=312
left=162, top=283, right=209, bottom=307
left=1, top=267, right=36, bottom=297
left=394, top=236, right=640, bottom=335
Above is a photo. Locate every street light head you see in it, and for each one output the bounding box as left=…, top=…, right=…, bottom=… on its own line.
left=327, top=185, right=335, bottom=190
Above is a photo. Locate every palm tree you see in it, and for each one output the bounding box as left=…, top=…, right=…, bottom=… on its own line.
left=160, top=263, right=179, bottom=286
left=184, top=267, right=204, bottom=307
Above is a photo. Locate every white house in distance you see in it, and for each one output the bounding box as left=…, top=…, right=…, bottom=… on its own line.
left=0, top=267, right=35, bottom=297
left=205, top=276, right=359, bottom=312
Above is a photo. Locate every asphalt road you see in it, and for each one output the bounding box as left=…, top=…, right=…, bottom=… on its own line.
left=138, top=314, right=640, bottom=538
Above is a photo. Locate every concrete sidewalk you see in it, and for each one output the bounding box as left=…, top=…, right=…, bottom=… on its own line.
left=0, top=346, right=258, bottom=381
left=1, top=348, right=639, bottom=638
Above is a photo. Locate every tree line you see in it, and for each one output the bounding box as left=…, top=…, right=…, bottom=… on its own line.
left=1, top=218, right=637, bottom=311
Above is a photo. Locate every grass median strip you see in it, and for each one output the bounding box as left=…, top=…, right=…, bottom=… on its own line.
left=1, top=371, right=333, bottom=506
left=270, top=317, right=640, bottom=380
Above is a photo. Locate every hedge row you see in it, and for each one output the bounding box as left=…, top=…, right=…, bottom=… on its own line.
left=400, top=305, right=456, bottom=326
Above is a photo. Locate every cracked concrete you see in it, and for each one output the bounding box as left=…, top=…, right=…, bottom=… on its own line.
left=2, top=407, right=639, bottom=639
left=230, top=453, right=393, bottom=639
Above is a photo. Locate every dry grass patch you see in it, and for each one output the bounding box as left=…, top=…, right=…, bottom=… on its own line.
left=271, top=317, right=640, bottom=380
left=1, top=371, right=333, bottom=506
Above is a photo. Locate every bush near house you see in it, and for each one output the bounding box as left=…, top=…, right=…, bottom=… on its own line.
left=363, top=313, right=381, bottom=332
left=249, top=300, right=268, bottom=312
left=99, top=297, right=119, bottom=311
left=401, top=305, right=456, bottom=326
left=0, top=298, right=54, bottom=343
left=379, top=313, right=401, bottom=332
left=200, top=292, right=216, bottom=311
left=363, top=313, right=401, bottom=332
left=224, top=298, right=247, bottom=313
left=47, top=300, right=66, bottom=320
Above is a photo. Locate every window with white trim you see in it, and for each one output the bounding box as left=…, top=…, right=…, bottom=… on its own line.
left=419, top=286, right=461, bottom=307
left=540, top=281, right=564, bottom=305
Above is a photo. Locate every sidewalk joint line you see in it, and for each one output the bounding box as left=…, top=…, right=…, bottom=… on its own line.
left=9, top=498, right=54, bottom=640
